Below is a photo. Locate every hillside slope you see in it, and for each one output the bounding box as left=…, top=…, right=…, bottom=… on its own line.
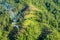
left=0, top=0, right=60, bottom=40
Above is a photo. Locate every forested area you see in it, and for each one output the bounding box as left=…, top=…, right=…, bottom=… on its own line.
left=0, top=0, right=60, bottom=40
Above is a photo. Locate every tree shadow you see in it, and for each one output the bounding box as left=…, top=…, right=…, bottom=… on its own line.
left=14, top=0, right=20, bottom=3
left=37, top=27, right=52, bottom=40
left=52, top=8, right=57, bottom=19
left=52, top=9, right=57, bottom=14
left=21, top=5, right=29, bottom=12
left=3, top=25, right=9, bottom=31
left=8, top=26, right=18, bottom=40
left=18, top=5, right=29, bottom=19
left=0, top=11, right=3, bottom=15
left=45, top=2, right=51, bottom=11
left=53, top=0, right=58, bottom=4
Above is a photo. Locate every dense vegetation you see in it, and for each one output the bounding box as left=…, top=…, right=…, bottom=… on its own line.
left=0, top=0, right=60, bottom=40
